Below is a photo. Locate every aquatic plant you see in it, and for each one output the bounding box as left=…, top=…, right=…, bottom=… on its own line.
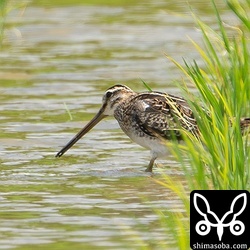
left=158, top=0, right=250, bottom=248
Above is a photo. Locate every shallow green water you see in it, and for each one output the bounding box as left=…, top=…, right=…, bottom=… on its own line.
left=0, top=0, right=229, bottom=249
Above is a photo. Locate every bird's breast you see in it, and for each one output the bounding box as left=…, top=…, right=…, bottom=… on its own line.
left=114, top=111, right=168, bottom=157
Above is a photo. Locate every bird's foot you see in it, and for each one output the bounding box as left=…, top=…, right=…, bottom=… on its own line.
left=145, top=166, right=153, bottom=172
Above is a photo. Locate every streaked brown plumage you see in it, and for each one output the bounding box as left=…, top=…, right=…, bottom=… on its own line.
left=56, top=85, right=249, bottom=172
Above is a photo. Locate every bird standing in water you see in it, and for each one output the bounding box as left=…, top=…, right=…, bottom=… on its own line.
left=55, top=85, right=249, bottom=172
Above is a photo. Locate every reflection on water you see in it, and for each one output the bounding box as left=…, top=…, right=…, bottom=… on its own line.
left=0, top=0, right=226, bottom=249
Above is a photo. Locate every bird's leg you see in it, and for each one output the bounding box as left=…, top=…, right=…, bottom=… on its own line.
left=145, top=156, right=157, bottom=172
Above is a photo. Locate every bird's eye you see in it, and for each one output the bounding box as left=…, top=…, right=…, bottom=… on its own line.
left=106, top=91, right=113, bottom=98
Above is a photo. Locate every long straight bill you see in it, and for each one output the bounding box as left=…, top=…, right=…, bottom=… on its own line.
left=56, top=107, right=107, bottom=157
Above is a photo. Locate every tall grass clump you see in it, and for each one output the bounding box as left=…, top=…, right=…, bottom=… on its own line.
left=175, top=0, right=250, bottom=190
left=164, top=0, right=250, bottom=190
left=158, top=0, right=250, bottom=248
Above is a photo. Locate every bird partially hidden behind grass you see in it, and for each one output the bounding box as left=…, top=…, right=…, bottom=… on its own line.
left=55, top=85, right=250, bottom=172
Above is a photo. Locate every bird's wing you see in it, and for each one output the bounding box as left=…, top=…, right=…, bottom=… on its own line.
left=131, top=92, right=198, bottom=140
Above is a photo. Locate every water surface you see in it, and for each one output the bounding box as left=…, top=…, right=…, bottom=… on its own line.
left=0, top=0, right=228, bottom=249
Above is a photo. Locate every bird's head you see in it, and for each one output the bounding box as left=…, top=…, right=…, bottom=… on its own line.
left=55, top=84, right=135, bottom=157
left=101, top=84, right=135, bottom=116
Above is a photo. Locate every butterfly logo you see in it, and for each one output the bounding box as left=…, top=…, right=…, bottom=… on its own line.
left=193, top=193, right=247, bottom=241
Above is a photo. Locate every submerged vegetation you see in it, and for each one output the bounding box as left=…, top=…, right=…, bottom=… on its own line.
left=0, top=0, right=28, bottom=47
left=159, top=0, right=250, bottom=248
left=0, top=0, right=8, bottom=43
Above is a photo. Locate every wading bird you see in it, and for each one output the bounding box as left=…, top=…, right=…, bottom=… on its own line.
left=55, top=85, right=249, bottom=172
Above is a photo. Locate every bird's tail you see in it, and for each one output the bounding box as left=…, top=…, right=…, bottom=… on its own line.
left=240, top=118, right=250, bottom=134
